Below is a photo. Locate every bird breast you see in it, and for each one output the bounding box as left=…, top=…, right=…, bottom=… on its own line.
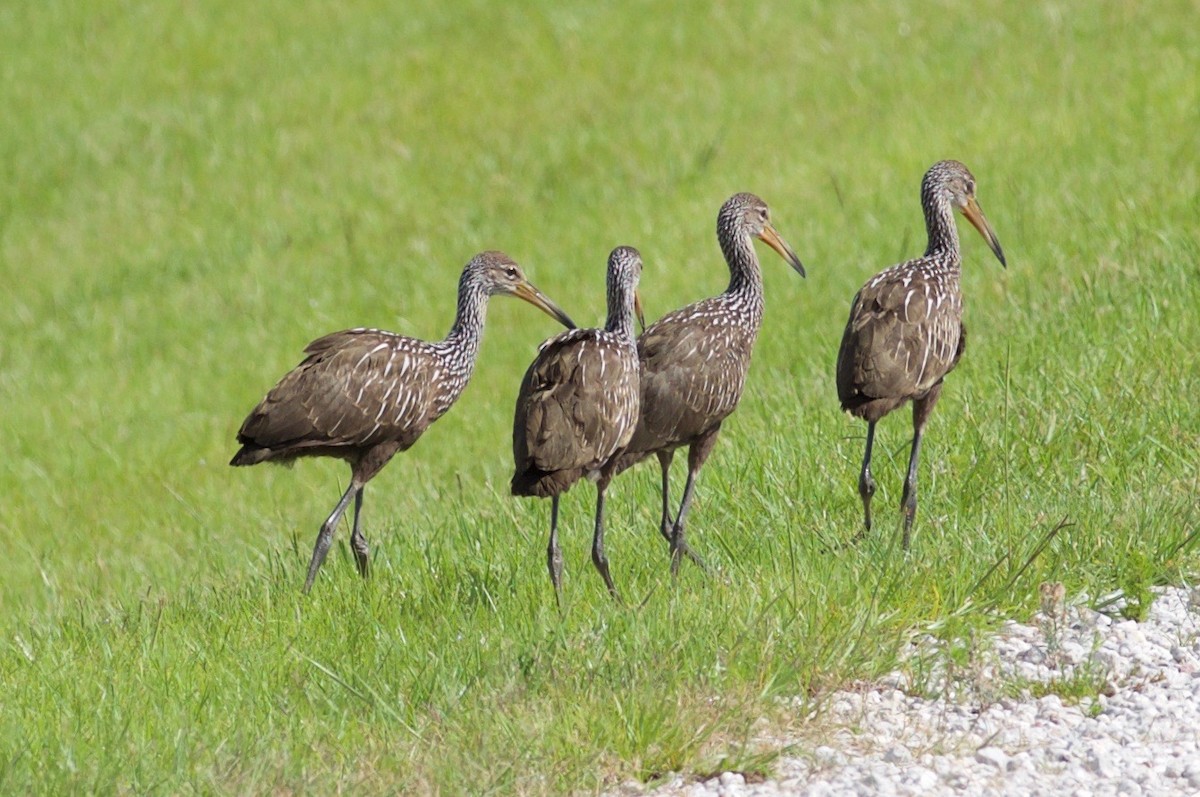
left=840, top=263, right=964, bottom=401
left=628, top=302, right=758, bottom=449
left=516, top=331, right=640, bottom=473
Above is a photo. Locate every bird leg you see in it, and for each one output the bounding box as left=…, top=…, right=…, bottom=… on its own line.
left=902, top=384, right=943, bottom=549
left=349, top=487, right=369, bottom=580
left=669, top=465, right=707, bottom=576
left=858, top=421, right=878, bottom=536
left=668, top=435, right=718, bottom=577
left=547, top=495, right=564, bottom=605
left=655, top=450, right=675, bottom=546
left=304, top=481, right=360, bottom=593
left=591, top=480, right=621, bottom=603
left=900, top=433, right=923, bottom=550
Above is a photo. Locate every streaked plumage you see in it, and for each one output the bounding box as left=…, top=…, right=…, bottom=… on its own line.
left=512, top=246, right=644, bottom=601
left=836, top=160, right=1007, bottom=547
left=232, top=250, right=576, bottom=592
left=610, top=193, right=805, bottom=574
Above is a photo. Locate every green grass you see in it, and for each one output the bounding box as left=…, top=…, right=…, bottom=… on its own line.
left=2, top=0, right=1198, bottom=792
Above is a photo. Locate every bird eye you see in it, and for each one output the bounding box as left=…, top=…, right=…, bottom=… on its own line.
left=505, top=266, right=519, bottom=279
left=966, top=180, right=976, bottom=194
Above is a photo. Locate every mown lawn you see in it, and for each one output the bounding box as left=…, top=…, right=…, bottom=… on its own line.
left=1, top=0, right=1196, bottom=792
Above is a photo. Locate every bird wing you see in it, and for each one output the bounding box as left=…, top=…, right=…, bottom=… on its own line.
left=513, top=331, right=640, bottom=474
left=631, top=307, right=751, bottom=448
left=237, top=329, right=442, bottom=452
left=836, top=267, right=962, bottom=405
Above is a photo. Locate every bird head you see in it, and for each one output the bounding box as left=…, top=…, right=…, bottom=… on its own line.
left=719, top=193, right=806, bottom=277
left=926, top=160, right=1007, bottom=268
left=471, top=251, right=577, bottom=329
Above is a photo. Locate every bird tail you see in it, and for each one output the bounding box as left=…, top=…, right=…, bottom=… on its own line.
left=230, top=445, right=277, bottom=467
left=511, top=468, right=580, bottom=498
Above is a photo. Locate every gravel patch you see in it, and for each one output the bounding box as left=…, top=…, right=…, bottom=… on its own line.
left=629, top=585, right=1200, bottom=797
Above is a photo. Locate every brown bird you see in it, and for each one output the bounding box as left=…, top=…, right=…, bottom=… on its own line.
left=512, top=246, right=645, bottom=601
left=836, top=159, right=1006, bottom=548
left=231, top=250, right=576, bottom=592
left=608, top=193, right=805, bottom=575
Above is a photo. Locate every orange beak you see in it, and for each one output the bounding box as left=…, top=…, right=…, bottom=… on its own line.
left=758, top=222, right=806, bottom=277
left=512, top=281, right=577, bottom=329
left=961, top=196, right=1007, bottom=267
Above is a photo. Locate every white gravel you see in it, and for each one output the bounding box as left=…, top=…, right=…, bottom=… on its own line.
left=630, top=585, right=1200, bottom=797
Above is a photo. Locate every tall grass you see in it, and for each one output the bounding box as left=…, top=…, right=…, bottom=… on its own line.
left=1, top=0, right=1197, bottom=792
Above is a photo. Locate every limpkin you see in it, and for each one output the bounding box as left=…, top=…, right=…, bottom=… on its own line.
left=231, top=250, right=576, bottom=592
left=512, top=245, right=645, bottom=602
left=608, top=193, right=805, bottom=574
left=836, top=159, right=1006, bottom=548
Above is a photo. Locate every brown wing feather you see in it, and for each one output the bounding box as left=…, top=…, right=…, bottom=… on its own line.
left=624, top=304, right=754, bottom=456
left=836, top=267, right=962, bottom=421
left=235, top=329, right=443, bottom=460
left=512, top=330, right=639, bottom=497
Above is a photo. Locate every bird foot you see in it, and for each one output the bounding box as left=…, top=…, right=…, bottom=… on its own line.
left=350, top=538, right=370, bottom=580
left=547, top=547, right=565, bottom=605
left=592, top=553, right=622, bottom=604
left=303, top=525, right=336, bottom=593
left=669, top=534, right=710, bottom=578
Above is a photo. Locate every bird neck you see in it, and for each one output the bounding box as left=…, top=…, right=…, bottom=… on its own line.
left=443, top=275, right=488, bottom=367
left=922, top=191, right=962, bottom=268
left=605, top=282, right=637, bottom=342
left=721, top=234, right=765, bottom=303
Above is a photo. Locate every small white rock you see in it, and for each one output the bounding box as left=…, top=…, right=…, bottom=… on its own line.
left=813, top=745, right=845, bottom=766
left=974, top=747, right=1009, bottom=770
left=1117, top=778, right=1143, bottom=796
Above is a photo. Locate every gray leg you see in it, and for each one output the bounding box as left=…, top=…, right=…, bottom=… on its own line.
left=902, top=383, right=943, bottom=549
left=668, top=432, right=719, bottom=577
left=547, top=495, right=564, bottom=605
left=304, top=481, right=359, bottom=593
left=900, top=431, right=923, bottom=550
left=669, top=464, right=705, bottom=576
left=591, top=481, right=620, bottom=602
left=858, top=421, right=878, bottom=536
left=656, top=450, right=674, bottom=546
left=349, top=488, right=369, bottom=579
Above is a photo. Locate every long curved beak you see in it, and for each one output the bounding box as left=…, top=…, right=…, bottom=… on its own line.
left=513, top=281, right=577, bottom=329
left=634, top=291, right=646, bottom=333
left=758, top=222, right=806, bottom=278
left=961, top=197, right=1007, bottom=268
